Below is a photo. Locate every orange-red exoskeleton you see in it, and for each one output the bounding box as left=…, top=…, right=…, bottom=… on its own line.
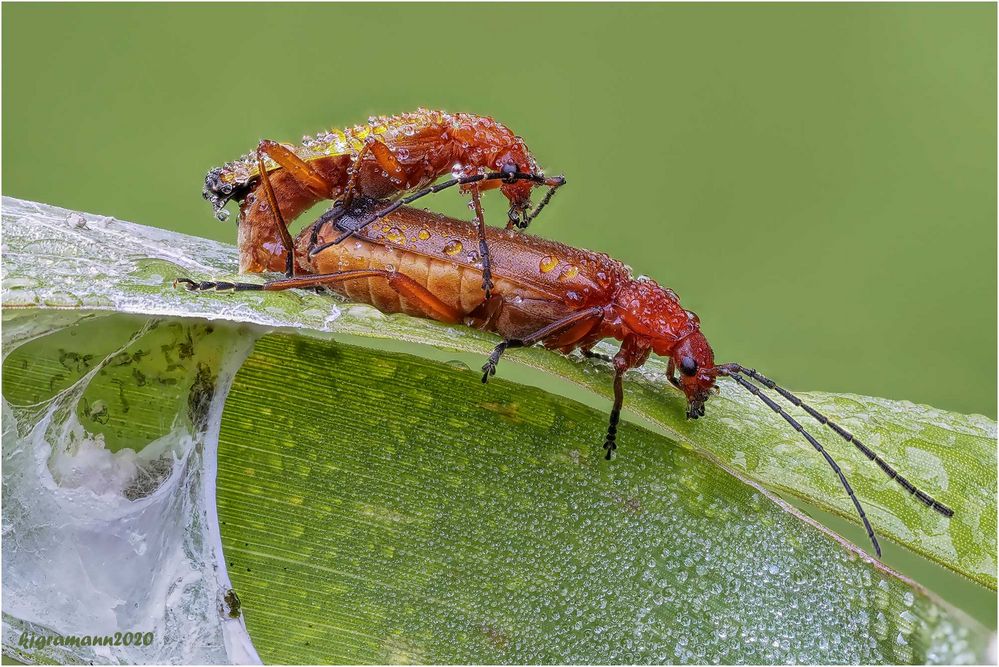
left=178, top=203, right=953, bottom=558
left=203, top=109, right=564, bottom=297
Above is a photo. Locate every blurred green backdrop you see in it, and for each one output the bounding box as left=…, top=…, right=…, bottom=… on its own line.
left=3, top=1, right=996, bottom=626
left=3, top=3, right=995, bottom=418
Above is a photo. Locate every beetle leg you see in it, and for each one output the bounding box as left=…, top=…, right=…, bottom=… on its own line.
left=481, top=307, right=604, bottom=382
left=581, top=347, right=613, bottom=363
left=263, top=270, right=464, bottom=323
left=518, top=176, right=566, bottom=229
left=174, top=278, right=263, bottom=292
left=311, top=173, right=547, bottom=255
left=255, top=140, right=334, bottom=278
left=367, top=136, right=408, bottom=185
left=604, top=361, right=626, bottom=459
left=469, top=188, right=495, bottom=299
left=254, top=154, right=296, bottom=277
left=602, top=337, right=652, bottom=459
left=257, top=140, right=331, bottom=198
left=666, top=357, right=681, bottom=388
left=340, top=141, right=372, bottom=209
left=177, top=270, right=463, bottom=324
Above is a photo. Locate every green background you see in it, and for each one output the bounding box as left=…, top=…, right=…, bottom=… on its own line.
left=3, top=0, right=995, bottom=630
left=3, top=3, right=995, bottom=418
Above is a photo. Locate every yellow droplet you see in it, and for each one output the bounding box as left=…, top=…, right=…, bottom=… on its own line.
left=385, top=227, right=405, bottom=243
left=444, top=240, right=463, bottom=256
left=559, top=265, right=580, bottom=281
left=418, top=228, right=431, bottom=241
left=381, top=225, right=390, bottom=232
left=539, top=256, right=559, bottom=273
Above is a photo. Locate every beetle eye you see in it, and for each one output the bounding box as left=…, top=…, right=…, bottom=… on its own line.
left=679, top=356, right=698, bottom=377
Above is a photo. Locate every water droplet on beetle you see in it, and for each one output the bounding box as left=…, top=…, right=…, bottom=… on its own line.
left=559, top=265, right=579, bottom=281
left=444, top=240, right=463, bottom=256
left=539, top=256, right=559, bottom=273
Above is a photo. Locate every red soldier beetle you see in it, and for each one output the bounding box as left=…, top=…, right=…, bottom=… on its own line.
left=177, top=203, right=953, bottom=558
left=202, top=109, right=565, bottom=298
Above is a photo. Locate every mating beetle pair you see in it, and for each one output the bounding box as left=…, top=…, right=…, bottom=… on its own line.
left=185, top=109, right=953, bottom=558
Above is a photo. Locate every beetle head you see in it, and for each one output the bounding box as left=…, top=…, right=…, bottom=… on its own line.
left=670, top=332, right=717, bottom=419
left=495, top=140, right=539, bottom=225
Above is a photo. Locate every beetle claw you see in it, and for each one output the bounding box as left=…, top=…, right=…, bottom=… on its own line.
left=481, top=362, right=496, bottom=383
left=603, top=439, right=617, bottom=460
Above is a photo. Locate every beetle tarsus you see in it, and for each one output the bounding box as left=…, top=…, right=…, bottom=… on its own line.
left=481, top=272, right=494, bottom=299
left=519, top=176, right=565, bottom=229
left=581, top=349, right=612, bottom=363
left=173, top=278, right=262, bottom=292
left=481, top=341, right=509, bottom=382
left=603, top=437, right=617, bottom=460
left=480, top=359, right=498, bottom=383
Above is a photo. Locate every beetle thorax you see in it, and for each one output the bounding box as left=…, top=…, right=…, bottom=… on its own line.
left=613, top=278, right=701, bottom=355
left=448, top=116, right=530, bottom=172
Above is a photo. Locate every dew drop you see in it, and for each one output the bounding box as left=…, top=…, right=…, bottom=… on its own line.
left=418, top=228, right=431, bottom=241
left=66, top=213, right=88, bottom=229
left=385, top=227, right=405, bottom=244
left=539, top=256, right=559, bottom=273
left=444, top=240, right=463, bottom=256
left=559, top=265, right=579, bottom=281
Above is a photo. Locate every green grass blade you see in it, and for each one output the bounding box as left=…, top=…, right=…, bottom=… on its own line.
left=5, top=196, right=992, bottom=588
left=2, top=197, right=995, bottom=663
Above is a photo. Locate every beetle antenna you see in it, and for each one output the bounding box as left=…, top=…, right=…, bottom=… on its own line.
left=718, top=367, right=882, bottom=557
left=724, top=364, right=953, bottom=518
left=309, top=172, right=551, bottom=257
